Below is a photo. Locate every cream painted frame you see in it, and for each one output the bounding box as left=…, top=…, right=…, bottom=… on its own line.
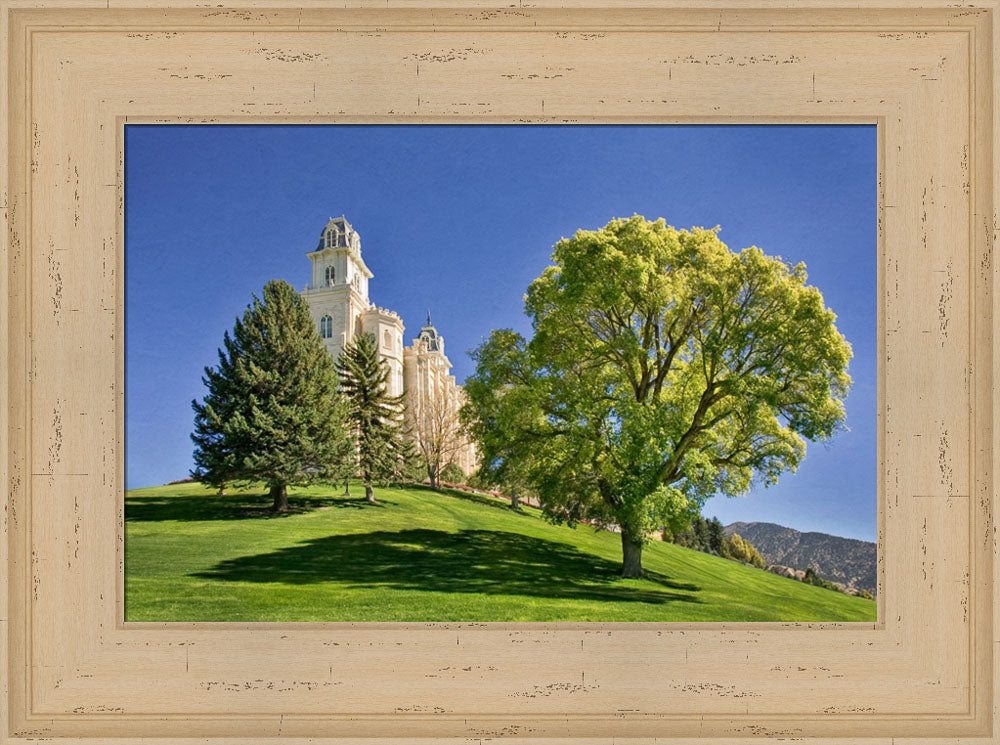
left=1, top=1, right=997, bottom=742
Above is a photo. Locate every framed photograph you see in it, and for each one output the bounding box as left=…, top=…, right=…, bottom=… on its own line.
left=2, top=1, right=997, bottom=742
left=123, top=123, right=878, bottom=625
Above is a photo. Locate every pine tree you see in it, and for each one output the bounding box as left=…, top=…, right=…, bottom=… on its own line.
left=707, top=517, right=728, bottom=556
left=191, top=279, right=355, bottom=512
left=693, top=516, right=711, bottom=552
left=336, top=332, right=411, bottom=503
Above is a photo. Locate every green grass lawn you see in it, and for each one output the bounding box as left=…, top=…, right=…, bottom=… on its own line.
left=125, top=481, right=877, bottom=622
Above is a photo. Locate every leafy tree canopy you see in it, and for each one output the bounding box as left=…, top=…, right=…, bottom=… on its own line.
left=191, top=279, right=355, bottom=511
left=463, top=216, right=851, bottom=576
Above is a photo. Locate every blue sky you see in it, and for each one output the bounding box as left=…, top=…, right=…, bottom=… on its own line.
left=125, top=124, right=876, bottom=540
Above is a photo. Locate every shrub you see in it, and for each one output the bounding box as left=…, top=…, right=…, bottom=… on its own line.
left=466, top=469, right=489, bottom=490
left=803, top=567, right=839, bottom=592
left=439, top=462, right=466, bottom=484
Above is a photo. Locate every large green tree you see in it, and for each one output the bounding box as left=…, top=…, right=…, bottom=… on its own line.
left=191, top=279, right=355, bottom=511
left=336, top=332, right=412, bottom=503
left=463, top=216, right=851, bottom=577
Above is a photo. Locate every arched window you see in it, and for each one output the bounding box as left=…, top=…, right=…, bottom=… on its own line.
left=383, top=330, right=392, bottom=348
left=319, top=315, right=333, bottom=339
left=326, top=227, right=337, bottom=248
left=324, top=265, right=335, bottom=286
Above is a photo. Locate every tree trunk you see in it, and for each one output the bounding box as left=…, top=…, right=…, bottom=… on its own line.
left=270, top=484, right=289, bottom=512
left=428, top=465, right=438, bottom=491
left=364, top=481, right=377, bottom=504
left=510, top=491, right=520, bottom=510
left=217, top=486, right=226, bottom=496
left=343, top=477, right=351, bottom=496
left=620, top=527, right=644, bottom=578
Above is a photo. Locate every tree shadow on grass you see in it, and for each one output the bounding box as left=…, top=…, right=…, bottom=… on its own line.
left=407, top=483, right=530, bottom=515
left=125, top=493, right=394, bottom=522
left=191, top=529, right=702, bottom=605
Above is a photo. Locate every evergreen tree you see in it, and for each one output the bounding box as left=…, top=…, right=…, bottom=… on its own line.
left=336, top=332, right=411, bottom=503
left=191, top=280, right=355, bottom=512
left=693, top=516, right=711, bottom=552
left=707, top=517, right=728, bottom=556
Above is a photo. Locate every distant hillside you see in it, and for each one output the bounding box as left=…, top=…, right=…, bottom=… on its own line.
left=724, top=521, right=876, bottom=596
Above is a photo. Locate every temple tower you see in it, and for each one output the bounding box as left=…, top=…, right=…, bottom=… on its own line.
left=302, top=217, right=404, bottom=396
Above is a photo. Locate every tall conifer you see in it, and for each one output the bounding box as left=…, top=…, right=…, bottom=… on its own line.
left=191, top=279, right=354, bottom=511
left=336, top=333, right=412, bottom=503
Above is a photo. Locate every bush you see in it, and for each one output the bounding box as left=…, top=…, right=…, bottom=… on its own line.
left=466, top=469, right=490, bottom=490
left=439, top=462, right=466, bottom=484
left=803, top=567, right=839, bottom=592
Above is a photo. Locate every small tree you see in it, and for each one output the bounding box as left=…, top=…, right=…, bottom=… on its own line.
left=707, top=517, right=729, bottom=557
left=191, top=280, right=355, bottom=511
left=727, top=533, right=766, bottom=568
left=336, top=333, right=410, bottom=504
left=693, top=516, right=711, bottom=552
left=410, top=386, right=471, bottom=490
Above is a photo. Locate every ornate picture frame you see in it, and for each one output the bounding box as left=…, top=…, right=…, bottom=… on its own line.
left=2, top=1, right=996, bottom=742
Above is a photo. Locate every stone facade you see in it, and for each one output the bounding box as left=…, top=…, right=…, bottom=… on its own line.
left=403, top=315, right=479, bottom=476
left=303, top=217, right=478, bottom=476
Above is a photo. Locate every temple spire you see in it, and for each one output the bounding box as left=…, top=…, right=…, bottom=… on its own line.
left=426, top=309, right=433, bottom=327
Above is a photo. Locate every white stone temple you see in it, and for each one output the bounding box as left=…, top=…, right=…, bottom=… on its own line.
left=302, top=217, right=478, bottom=476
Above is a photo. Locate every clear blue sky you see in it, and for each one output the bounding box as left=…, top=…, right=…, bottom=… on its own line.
left=125, top=124, right=876, bottom=540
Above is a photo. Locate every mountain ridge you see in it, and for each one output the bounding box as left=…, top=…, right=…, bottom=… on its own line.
left=723, top=521, right=876, bottom=596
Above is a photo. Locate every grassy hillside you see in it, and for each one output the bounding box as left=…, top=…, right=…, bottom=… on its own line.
left=125, top=482, right=877, bottom=622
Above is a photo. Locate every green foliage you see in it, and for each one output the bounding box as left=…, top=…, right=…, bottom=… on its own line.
left=336, top=333, right=412, bottom=501
left=190, top=280, right=354, bottom=510
left=396, top=443, right=428, bottom=484
left=857, top=588, right=874, bottom=600
left=672, top=515, right=708, bottom=551
left=668, top=516, right=764, bottom=569
left=707, top=517, right=729, bottom=557
left=463, top=216, right=852, bottom=576
left=802, top=566, right=840, bottom=592
left=466, top=469, right=490, bottom=490
left=727, top=533, right=766, bottom=568
left=439, top=462, right=466, bottom=484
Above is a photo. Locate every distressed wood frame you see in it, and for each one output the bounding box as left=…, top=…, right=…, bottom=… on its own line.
left=1, top=1, right=998, bottom=742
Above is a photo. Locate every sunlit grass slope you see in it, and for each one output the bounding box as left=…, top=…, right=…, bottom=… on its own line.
left=125, top=482, right=877, bottom=622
